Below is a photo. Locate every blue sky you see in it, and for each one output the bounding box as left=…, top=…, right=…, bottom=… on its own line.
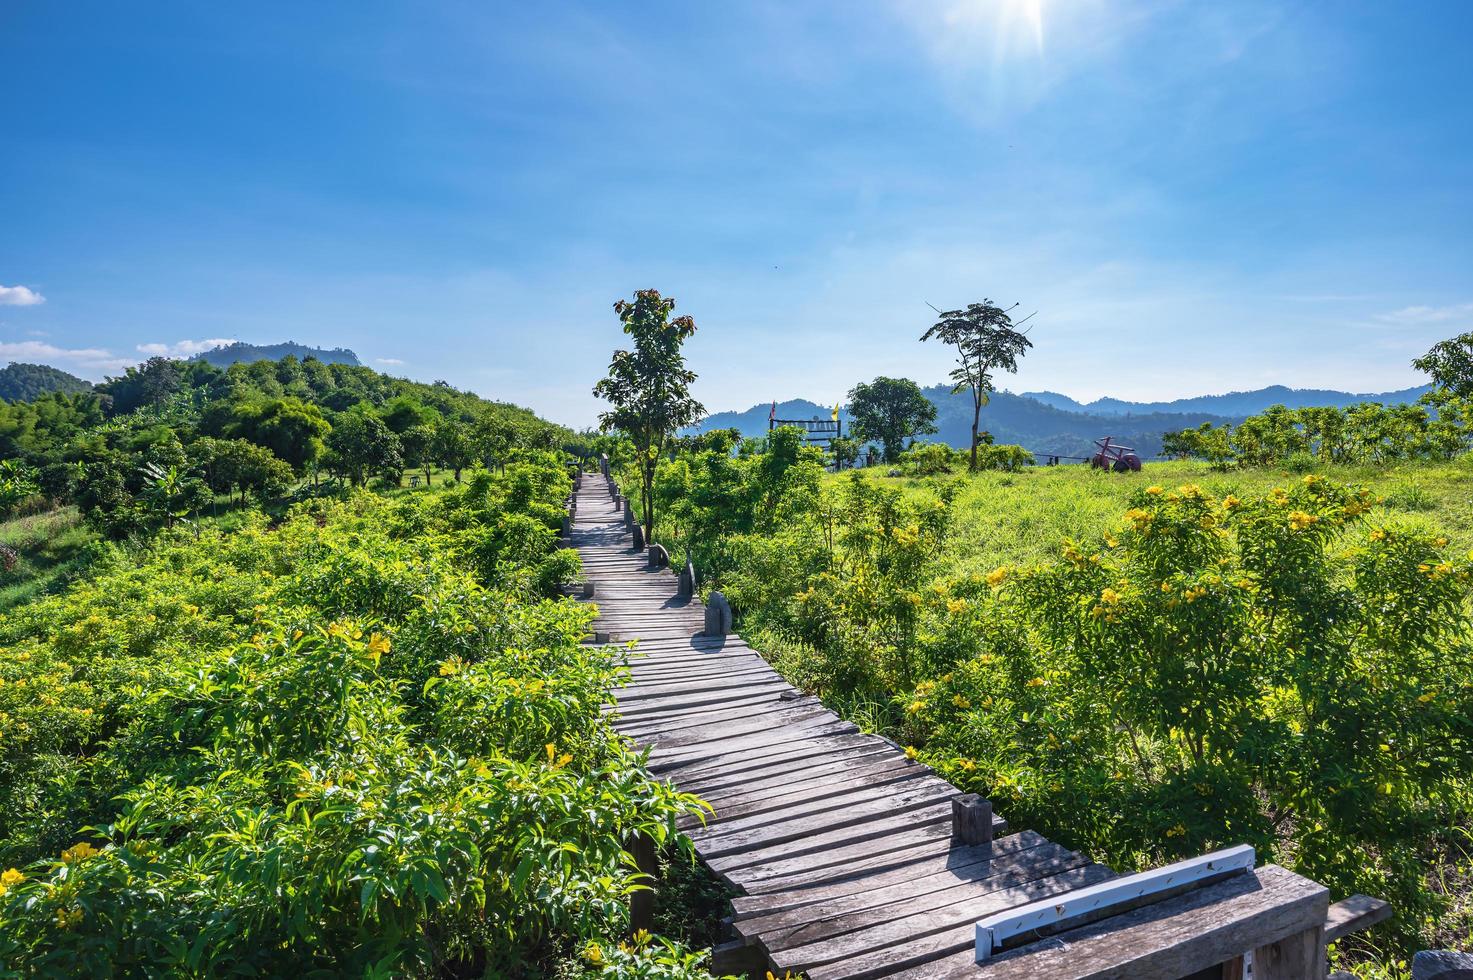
left=2, top=1, right=1471, bottom=426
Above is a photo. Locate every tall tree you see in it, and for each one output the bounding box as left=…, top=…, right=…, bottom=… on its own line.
left=847, top=377, right=937, bottom=463
left=1413, top=331, right=1473, bottom=400
left=921, top=300, right=1033, bottom=471
left=593, top=289, right=704, bottom=540
left=325, top=409, right=401, bottom=486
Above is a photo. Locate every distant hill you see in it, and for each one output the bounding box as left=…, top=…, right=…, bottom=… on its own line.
left=692, top=390, right=1235, bottom=459
left=1021, top=384, right=1432, bottom=418
left=0, top=362, right=93, bottom=402
left=190, top=341, right=361, bottom=368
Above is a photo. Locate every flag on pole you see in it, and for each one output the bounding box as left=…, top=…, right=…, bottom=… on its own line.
left=769, top=401, right=776, bottom=423
left=831, top=403, right=840, bottom=422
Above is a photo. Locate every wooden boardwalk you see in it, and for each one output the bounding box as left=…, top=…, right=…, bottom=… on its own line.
left=569, top=472, right=1377, bottom=979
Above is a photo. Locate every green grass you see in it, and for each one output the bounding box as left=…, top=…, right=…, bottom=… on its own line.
left=0, top=506, right=98, bottom=611
left=832, top=455, right=1473, bottom=574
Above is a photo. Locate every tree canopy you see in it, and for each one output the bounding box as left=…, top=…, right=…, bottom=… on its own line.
left=593, top=289, right=705, bottom=538
left=921, top=300, right=1033, bottom=470
left=847, top=376, right=938, bottom=463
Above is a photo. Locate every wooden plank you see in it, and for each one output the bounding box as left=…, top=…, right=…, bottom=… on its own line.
left=737, top=841, right=1083, bottom=941
left=706, top=799, right=982, bottom=876
left=622, top=699, right=827, bottom=743
left=672, top=744, right=901, bottom=799
left=774, top=863, right=1115, bottom=976
left=1323, top=894, right=1391, bottom=943
left=718, top=819, right=948, bottom=884
left=694, top=777, right=961, bottom=858
left=651, top=731, right=889, bottom=784
left=728, top=832, right=1045, bottom=917
left=612, top=693, right=801, bottom=737
left=975, top=845, right=1257, bottom=960
left=693, top=767, right=941, bottom=834
left=931, top=864, right=1327, bottom=980
left=694, top=754, right=924, bottom=815
left=650, top=719, right=857, bottom=768
left=647, top=706, right=837, bottom=750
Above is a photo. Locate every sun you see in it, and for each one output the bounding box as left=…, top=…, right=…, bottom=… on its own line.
left=1003, top=0, right=1047, bottom=55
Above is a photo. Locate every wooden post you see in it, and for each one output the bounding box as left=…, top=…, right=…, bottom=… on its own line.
left=952, top=794, right=992, bottom=848
left=628, top=832, right=658, bottom=936
left=704, top=591, right=732, bottom=637
left=1254, top=923, right=1326, bottom=980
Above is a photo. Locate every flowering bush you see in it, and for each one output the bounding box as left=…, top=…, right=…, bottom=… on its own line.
left=904, top=478, right=1473, bottom=942
left=0, top=461, right=709, bottom=975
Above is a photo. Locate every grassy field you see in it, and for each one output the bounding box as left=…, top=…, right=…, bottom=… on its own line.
left=835, top=455, right=1473, bottom=574
left=0, top=506, right=96, bottom=611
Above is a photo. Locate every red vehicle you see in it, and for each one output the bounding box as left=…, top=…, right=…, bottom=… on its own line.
left=1090, top=436, right=1142, bottom=472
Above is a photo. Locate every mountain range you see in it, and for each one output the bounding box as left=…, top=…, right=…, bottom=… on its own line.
left=694, top=383, right=1434, bottom=459
left=1021, top=384, right=1430, bottom=417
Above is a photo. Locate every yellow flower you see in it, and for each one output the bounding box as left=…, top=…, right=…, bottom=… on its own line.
left=1165, top=823, right=1187, bottom=838
left=631, top=928, right=651, bottom=946
left=0, top=869, right=22, bottom=888
left=1160, top=581, right=1173, bottom=593
left=1026, top=677, right=1047, bottom=688
left=952, top=694, right=972, bottom=709
left=1146, top=485, right=1164, bottom=495
left=1103, top=533, right=1119, bottom=548
left=1287, top=510, right=1318, bottom=531
left=1099, top=588, right=1122, bottom=605
left=55, top=907, right=83, bottom=929
left=1435, top=537, right=1448, bottom=548
left=367, top=633, right=391, bottom=659
left=956, top=757, right=977, bottom=771
left=438, top=658, right=461, bottom=677
left=583, top=942, right=605, bottom=966
left=1369, top=528, right=1386, bottom=541
left=1125, top=508, right=1154, bottom=530
left=904, top=745, right=919, bottom=760
left=906, top=700, right=924, bottom=715
left=947, top=598, right=967, bottom=615
left=1184, top=586, right=1207, bottom=603
left=61, top=842, right=100, bottom=864
left=985, top=567, right=1010, bottom=588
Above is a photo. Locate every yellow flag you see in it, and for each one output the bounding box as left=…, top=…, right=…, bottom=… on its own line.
left=831, top=403, right=840, bottom=422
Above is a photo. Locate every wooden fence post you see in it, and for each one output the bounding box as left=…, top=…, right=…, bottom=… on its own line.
left=628, top=832, right=658, bottom=936
left=951, top=794, right=992, bottom=848
left=1254, top=923, right=1326, bottom=980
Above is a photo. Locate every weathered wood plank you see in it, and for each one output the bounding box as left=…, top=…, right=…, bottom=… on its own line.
left=775, top=863, right=1115, bottom=976
left=737, top=840, right=1082, bottom=942
left=928, top=864, right=1327, bottom=980
left=727, top=832, right=1046, bottom=916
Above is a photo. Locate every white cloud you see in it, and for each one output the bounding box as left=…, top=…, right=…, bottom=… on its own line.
left=375, top=357, right=405, bottom=366
left=135, top=337, right=236, bottom=357
left=0, top=285, right=45, bottom=307
left=1377, top=302, right=1473, bottom=326
left=0, top=340, right=132, bottom=375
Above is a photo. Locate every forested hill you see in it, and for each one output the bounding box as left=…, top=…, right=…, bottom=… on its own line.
left=1023, top=383, right=1432, bottom=417
left=694, top=390, right=1233, bottom=458
left=0, top=362, right=93, bottom=402
left=0, top=353, right=569, bottom=539
left=190, top=341, right=361, bottom=368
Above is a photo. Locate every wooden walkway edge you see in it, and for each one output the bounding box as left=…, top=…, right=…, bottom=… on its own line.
left=568, top=471, right=1384, bottom=979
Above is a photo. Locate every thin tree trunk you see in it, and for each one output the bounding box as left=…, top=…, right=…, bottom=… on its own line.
left=970, top=390, right=982, bottom=471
